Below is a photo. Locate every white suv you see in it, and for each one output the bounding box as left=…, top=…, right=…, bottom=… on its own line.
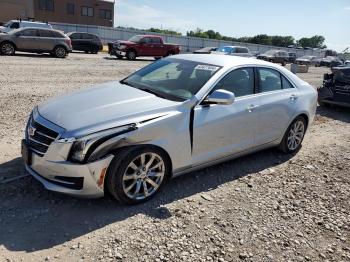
left=0, top=20, right=52, bottom=33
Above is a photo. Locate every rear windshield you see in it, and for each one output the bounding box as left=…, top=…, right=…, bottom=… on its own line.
left=217, top=46, right=234, bottom=53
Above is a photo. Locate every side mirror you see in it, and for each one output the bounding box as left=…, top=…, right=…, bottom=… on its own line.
left=203, top=89, right=235, bottom=105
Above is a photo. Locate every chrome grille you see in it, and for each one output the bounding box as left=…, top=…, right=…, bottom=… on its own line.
left=26, top=118, right=59, bottom=156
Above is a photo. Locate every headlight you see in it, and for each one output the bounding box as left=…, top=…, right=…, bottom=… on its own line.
left=68, top=124, right=137, bottom=163
left=119, top=45, right=127, bottom=50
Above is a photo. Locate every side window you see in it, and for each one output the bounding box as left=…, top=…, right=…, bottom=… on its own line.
left=52, top=31, right=64, bottom=38
left=39, top=30, right=53, bottom=37
left=141, top=37, right=151, bottom=44
left=20, top=29, right=38, bottom=37
left=152, top=38, right=162, bottom=44
left=258, top=68, right=282, bottom=92
left=83, top=34, right=93, bottom=39
left=10, top=22, right=19, bottom=29
left=282, top=76, right=294, bottom=89
left=213, top=68, right=255, bottom=97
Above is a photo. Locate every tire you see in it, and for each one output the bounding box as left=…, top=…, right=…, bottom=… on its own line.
left=126, top=50, right=136, bottom=60
left=106, top=146, right=171, bottom=204
left=54, top=46, right=67, bottom=58
left=278, top=116, right=307, bottom=154
left=282, top=60, right=287, bottom=66
left=0, top=42, right=15, bottom=56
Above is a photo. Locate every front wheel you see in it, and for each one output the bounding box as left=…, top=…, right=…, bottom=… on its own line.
left=0, top=42, right=15, bottom=55
left=279, top=117, right=307, bottom=154
left=106, top=146, right=170, bottom=204
left=126, top=50, right=136, bottom=60
left=54, top=46, right=67, bottom=58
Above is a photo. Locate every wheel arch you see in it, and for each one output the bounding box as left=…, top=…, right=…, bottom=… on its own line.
left=0, top=40, right=17, bottom=50
left=53, top=44, right=68, bottom=52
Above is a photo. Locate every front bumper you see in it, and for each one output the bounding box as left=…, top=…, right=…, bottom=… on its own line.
left=24, top=150, right=114, bottom=198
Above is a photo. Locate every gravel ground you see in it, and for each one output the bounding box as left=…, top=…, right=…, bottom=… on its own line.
left=0, top=53, right=349, bottom=262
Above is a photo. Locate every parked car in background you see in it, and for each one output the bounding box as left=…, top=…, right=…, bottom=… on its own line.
left=288, top=52, right=297, bottom=63
left=22, top=54, right=317, bottom=204
left=0, top=27, right=72, bottom=58
left=213, top=46, right=253, bottom=58
left=344, top=60, right=350, bottom=67
left=108, top=35, right=180, bottom=60
left=257, top=50, right=289, bottom=65
left=318, top=66, right=350, bottom=107
left=295, top=55, right=321, bottom=67
left=193, top=47, right=217, bottom=54
left=67, top=32, right=103, bottom=54
left=0, top=20, right=52, bottom=33
left=320, top=56, right=343, bottom=67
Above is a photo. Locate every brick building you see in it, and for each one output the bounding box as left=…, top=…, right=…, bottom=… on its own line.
left=0, top=0, right=115, bottom=27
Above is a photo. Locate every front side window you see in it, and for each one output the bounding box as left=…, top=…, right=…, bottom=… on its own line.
left=151, top=37, right=162, bottom=44
left=38, top=0, right=54, bottom=11
left=81, top=6, right=94, bottom=17
left=121, top=58, right=221, bottom=101
left=213, top=68, right=255, bottom=97
left=258, top=68, right=282, bottom=92
left=20, top=29, right=38, bottom=37
left=10, top=22, right=19, bottom=29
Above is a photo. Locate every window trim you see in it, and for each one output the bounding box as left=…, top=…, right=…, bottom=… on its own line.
left=81, top=6, right=94, bottom=17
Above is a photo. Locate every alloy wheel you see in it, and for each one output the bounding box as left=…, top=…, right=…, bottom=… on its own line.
left=1, top=43, right=14, bottom=55
left=287, top=120, right=305, bottom=151
left=55, top=47, right=66, bottom=58
left=122, top=152, right=165, bottom=200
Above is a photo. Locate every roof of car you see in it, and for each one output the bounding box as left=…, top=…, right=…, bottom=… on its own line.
left=173, top=54, right=278, bottom=68
left=10, top=20, right=50, bottom=25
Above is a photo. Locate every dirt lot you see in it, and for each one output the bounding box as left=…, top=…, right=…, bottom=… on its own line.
left=0, top=53, right=349, bottom=262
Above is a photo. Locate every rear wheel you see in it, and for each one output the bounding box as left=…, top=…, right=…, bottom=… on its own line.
left=279, top=116, right=307, bottom=154
left=126, top=50, right=136, bottom=60
left=54, top=46, right=67, bottom=58
left=106, top=146, right=170, bottom=204
left=0, top=42, right=15, bottom=55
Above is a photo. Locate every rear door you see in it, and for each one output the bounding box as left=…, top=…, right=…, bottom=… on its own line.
left=151, top=37, right=165, bottom=56
left=255, top=67, right=298, bottom=145
left=14, top=29, right=40, bottom=51
left=37, top=29, right=56, bottom=51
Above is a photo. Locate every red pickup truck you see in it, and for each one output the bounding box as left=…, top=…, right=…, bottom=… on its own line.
left=108, top=35, right=181, bottom=60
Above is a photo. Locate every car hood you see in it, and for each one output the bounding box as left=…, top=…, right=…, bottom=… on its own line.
left=38, top=81, right=180, bottom=137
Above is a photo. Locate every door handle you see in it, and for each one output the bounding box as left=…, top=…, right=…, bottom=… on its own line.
left=246, top=104, right=259, bottom=112
left=290, top=94, right=298, bottom=100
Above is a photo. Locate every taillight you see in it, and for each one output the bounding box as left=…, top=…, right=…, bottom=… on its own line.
left=65, top=38, right=72, bottom=47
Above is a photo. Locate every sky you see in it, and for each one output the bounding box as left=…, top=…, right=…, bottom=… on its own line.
left=114, top=0, right=350, bottom=52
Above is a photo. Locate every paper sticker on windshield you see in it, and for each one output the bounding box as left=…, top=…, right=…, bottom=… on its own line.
left=195, top=65, right=219, bottom=72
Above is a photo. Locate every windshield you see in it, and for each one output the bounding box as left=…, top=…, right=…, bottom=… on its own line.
left=3, top=21, right=11, bottom=27
left=128, top=35, right=143, bottom=43
left=121, top=58, right=221, bottom=102
left=217, top=46, right=234, bottom=53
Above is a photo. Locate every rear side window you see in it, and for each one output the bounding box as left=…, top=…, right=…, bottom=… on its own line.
left=282, top=76, right=294, bottom=89
left=237, top=47, right=248, bottom=53
left=258, top=68, right=282, bottom=92
left=39, top=29, right=53, bottom=37
left=151, top=37, right=162, bottom=44
left=213, top=68, right=255, bottom=97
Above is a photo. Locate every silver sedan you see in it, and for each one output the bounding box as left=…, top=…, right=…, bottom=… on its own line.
left=22, top=54, right=317, bottom=204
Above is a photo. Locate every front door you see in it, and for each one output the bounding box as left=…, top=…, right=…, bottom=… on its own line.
left=15, top=29, right=40, bottom=51
left=192, top=67, right=260, bottom=165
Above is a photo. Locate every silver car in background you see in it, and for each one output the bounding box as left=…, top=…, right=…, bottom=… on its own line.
left=0, top=27, right=72, bottom=58
left=22, top=54, right=317, bottom=204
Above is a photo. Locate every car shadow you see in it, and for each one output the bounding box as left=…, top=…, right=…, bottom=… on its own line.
left=10, top=53, right=54, bottom=59
left=316, top=105, right=350, bottom=123
left=0, top=148, right=294, bottom=252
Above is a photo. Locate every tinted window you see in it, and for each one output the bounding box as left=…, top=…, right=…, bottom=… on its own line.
left=213, top=68, right=255, bottom=97
left=20, top=29, right=38, bottom=37
left=10, top=22, right=19, bottom=29
left=142, top=37, right=152, bottom=44
left=237, top=47, right=248, bottom=53
left=258, top=68, right=282, bottom=92
left=151, top=37, right=162, bottom=44
left=67, top=3, right=75, bottom=15
left=39, top=29, right=53, bottom=37
left=282, top=76, right=294, bottom=89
